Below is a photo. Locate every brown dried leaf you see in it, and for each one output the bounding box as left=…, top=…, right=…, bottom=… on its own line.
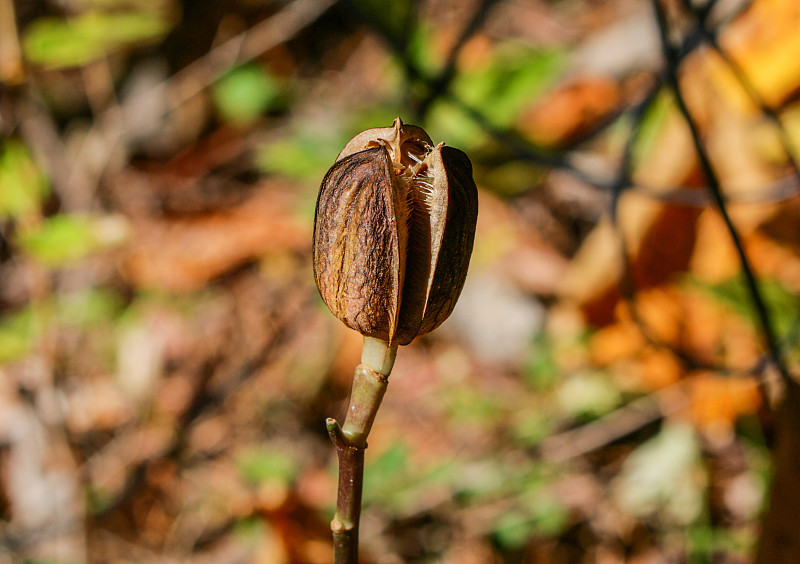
left=123, top=185, right=306, bottom=292
left=520, top=75, right=620, bottom=148
left=684, top=373, right=760, bottom=438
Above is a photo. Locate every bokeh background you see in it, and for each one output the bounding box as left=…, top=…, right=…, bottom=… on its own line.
left=2, top=0, right=800, bottom=562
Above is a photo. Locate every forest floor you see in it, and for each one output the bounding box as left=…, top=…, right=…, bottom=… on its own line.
left=2, top=0, right=800, bottom=562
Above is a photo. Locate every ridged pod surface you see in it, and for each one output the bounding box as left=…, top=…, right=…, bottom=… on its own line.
left=313, top=118, right=478, bottom=345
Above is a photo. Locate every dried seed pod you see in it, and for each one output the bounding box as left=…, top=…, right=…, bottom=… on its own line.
left=313, top=118, right=478, bottom=345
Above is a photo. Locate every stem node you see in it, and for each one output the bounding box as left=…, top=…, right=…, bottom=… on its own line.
left=327, top=338, right=394, bottom=563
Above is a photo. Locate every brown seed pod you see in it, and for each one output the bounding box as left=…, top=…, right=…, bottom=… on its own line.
left=313, top=118, right=478, bottom=345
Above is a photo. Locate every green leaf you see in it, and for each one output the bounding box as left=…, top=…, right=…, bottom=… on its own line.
left=363, top=441, right=409, bottom=495
left=443, top=384, right=504, bottom=424
left=212, top=64, right=282, bottom=125
left=0, top=140, right=48, bottom=219
left=0, top=308, right=36, bottom=363
left=480, top=160, right=547, bottom=197
left=512, top=410, right=554, bottom=447
left=524, top=334, right=560, bottom=390
left=525, top=494, right=569, bottom=536
left=0, top=287, right=121, bottom=364
left=236, top=447, right=296, bottom=486
left=451, top=43, right=566, bottom=129
left=86, top=484, right=114, bottom=515
left=19, top=214, right=97, bottom=266
left=492, top=510, right=533, bottom=549
left=362, top=441, right=421, bottom=510
left=425, top=99, right=493, bottom=153
left=689, top=274, right=799, bottom=338
left=257, top=129, right=348, bottom=182
left=18, top=213, right=128, bottom=266
left=614, top=423, right=706, bottom=524
left=632, top=89, right=672, bottom=169
left=491, top=495, right=568, bottom=549
left=556, top=372, right=621, bottom=419
left=348, top=0, right=416, bottom=49
left=686, top=525, right=755, bottom=560
left=405, top=21, right=442, bottom=77
left=452, top=459, right=518, bottom=500
left=55, top=288, right=123, bottom=326
left=233, top=516, right=268, bottom=547
left=81, top=0, right=168, bottom=9
left=24, top=10, right=173, bottom=69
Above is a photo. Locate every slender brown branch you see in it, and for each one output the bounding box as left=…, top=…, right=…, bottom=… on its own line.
left=650, top=0, right=796, bottom=392
left=165, top=0, right=336, bottom=113
left=755, top=382, right=800, bottom=562
left=327, top=419, right=364, bottom=564
left=326, top=362, right=389, bottom=563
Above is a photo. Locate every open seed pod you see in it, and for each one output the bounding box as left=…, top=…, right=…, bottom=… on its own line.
left=313, top=118, right=479, bottom=345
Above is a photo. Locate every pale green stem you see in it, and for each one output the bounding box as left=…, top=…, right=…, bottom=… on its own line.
left=327, top=337, right=397, bottom=563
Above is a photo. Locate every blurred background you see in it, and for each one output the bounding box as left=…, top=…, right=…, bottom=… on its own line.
left=2, top=0, right=800, bottom=562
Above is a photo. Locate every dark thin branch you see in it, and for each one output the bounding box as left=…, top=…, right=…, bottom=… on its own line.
left=617, top=244, right=776, bottom=377
left=677, top=0, right=800, bottom=181
left=610, top=43, right=733, bottom=376
left=327, top=418, right=364, bottom=564
left=338, top=0, right=427, bottom=86
left=651, top=0, right=797, bottom=391
left=676, top=0, right=800, bottom=372
left=609, top=79, right=664, bottom=221
left=444, top=92, right=612, bottom=184
left=414, top=0, right=501, bottom=119
left=350, top=0, right=759, bottom=206
left=398, top=1, right=421, bottom=54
